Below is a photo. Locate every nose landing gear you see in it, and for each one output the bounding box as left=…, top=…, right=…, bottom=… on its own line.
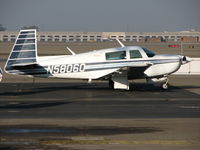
left=161, top=78, right=169, bottom=90
left=161, top=82, right=169, bottom=90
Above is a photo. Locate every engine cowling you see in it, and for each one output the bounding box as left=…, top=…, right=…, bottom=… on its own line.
left=144, top=55, right=191, bottom=77
left=144, top=61, right=181, bottom=77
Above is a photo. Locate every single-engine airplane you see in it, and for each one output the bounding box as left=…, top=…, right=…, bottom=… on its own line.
left=4, top=29, right=191, bottom=90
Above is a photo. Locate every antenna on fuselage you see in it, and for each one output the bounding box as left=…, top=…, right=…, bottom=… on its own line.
left=116, top=39, right=125, bottom=47
left=66, top=47, right=76, bottom=55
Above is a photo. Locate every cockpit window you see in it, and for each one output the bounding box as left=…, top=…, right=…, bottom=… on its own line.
left=143, top=48, right=155, bottom=57
left=130, top=50, right=142, bottom=59
left=106, top=51, right=126, bottom=60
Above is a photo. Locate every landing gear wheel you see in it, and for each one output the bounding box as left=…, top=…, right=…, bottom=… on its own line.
left=109, top=80, right=114, bottom=89
left=161, top=83, right=169, bottom=90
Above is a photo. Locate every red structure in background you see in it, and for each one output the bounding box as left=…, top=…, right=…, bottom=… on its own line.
left=168, top=45, right=180, bottom=48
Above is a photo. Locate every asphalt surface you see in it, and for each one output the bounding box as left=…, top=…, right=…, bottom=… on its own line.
left=0, top=82, right=200, bottom=119
left=0, top=81, right=200, bottom=150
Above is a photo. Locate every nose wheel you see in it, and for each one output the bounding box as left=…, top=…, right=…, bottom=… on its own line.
left=161, top=83, right=169, bottom=90
left=161, top=79, right=169, bottom=90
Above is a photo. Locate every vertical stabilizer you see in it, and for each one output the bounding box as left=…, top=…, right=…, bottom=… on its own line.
left=5, top=29, right=38, bottom=73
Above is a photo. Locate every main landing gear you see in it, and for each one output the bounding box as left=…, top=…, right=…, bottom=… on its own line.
left=109, top=76, right=129, bottom=90
left=109, top=79, right=114, bottom=89
left=109, top=76, right=170, bottom=91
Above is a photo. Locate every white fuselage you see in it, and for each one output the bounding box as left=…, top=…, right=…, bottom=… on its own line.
left=37, top=46, right=182, bottom=80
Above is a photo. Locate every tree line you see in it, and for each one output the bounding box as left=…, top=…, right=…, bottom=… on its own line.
left=0, top=24, right=39, bottom=31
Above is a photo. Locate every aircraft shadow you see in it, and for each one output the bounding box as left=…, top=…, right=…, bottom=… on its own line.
left=0, top=101, right=71, bottom=109
left=0, top=83, right=199, bottom=98
left=0, top=83, right=170, bottom=96
left=0, top=83, right=108, bottom=96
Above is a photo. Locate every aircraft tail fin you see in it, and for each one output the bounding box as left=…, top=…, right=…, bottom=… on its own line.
left=4, top=29, right=38, bottom=73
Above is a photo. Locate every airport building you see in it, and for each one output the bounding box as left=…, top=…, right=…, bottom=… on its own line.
left=0, top=31, right=200, bottom=42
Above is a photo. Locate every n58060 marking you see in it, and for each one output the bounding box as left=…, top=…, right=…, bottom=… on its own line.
left=48, top=64, right=85, bottom=74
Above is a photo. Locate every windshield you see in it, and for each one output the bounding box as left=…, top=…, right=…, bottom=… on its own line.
left=142, top=48, right=155, bottom=57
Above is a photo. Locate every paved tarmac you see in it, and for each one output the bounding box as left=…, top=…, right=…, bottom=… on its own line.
left=0, top=82, right=200, bottom=119
left=0, top=79, right=200, bottom=150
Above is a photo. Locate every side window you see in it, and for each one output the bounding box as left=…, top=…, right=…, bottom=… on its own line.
left=143, top=48, right=155, bottom=57
left=106, top=51, right=126, bottom=60
left=130, top=50, right=142, bottom=59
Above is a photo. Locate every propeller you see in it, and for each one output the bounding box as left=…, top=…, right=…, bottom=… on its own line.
left=181, top=56, right=192, bottom=64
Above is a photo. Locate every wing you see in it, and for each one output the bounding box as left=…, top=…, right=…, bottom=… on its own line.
left=97, top=61, right=153, bottom=79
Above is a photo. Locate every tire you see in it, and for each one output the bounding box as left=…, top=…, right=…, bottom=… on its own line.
left=161, top=83, right=169, bottom=90
left=109, top=80, right=114, bottom=89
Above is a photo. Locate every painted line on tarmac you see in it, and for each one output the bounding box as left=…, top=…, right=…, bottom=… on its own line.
left=7, top=110, right=21, bottom=113
left=179, top=106, right=200, bottom=109
left=41, top=139, right=200, bottom=145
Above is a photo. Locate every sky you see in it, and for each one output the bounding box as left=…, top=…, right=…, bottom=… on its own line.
left=0, top=0, right=199, bottom=32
